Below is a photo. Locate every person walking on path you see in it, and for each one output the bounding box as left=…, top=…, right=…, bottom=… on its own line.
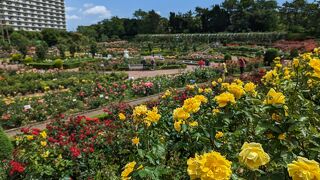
left=238, top=58, right=246, bottom=75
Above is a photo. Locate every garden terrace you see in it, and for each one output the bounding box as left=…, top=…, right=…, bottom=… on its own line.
left=0, top=68, right=219, bottom=129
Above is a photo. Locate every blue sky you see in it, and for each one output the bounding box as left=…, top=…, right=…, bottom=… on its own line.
left=65, top=0, right=288, bottom=31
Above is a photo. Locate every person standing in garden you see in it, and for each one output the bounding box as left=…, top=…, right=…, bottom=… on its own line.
left=151, top=58, right=155, bottom=70
left=238, top=58, right=246, bottom=74
left=222, top=61, right=228, bottom=81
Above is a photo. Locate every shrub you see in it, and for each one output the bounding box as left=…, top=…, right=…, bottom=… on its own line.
left=290, top=49, right=299, bottom=59
left=224, top=53, right=232, bottom=61
left=0, top=128, right=13, bottom=160
left=54, top=59, right=63, bottom=68
left=35, top=42, right=48, bottom=60
left=23, top=57, right=33, bottom=64
left=264, top=48, right=279, bottom=66
left=10, top=54, right=22, bottom=62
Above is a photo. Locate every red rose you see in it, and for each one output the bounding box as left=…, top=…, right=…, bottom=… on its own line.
left=9, top=161, right=25, bottom=176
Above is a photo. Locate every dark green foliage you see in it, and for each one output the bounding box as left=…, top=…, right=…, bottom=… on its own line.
left=264, top=48, right=279, bottom=66
left=0, top=128, right=13, bottom=161
left=290, top=49, right=299, bottom=59
left=35, top=42, right=48, bottom=60
left=224, top=53, right=232, bottom=61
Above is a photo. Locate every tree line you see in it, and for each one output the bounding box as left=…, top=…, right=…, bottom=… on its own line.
left=77, top=0, right=320, bottom=41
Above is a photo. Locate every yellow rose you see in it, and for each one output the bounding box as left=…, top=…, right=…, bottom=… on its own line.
left=228, top=83, right=245, bottom=99
left=144, top=107, right=161, bottom=126
left=212, top=108, right=220, bottom=115
left=118, top=113, right=126, bottom=121
left=26, top=135, right=34, bottom=140
left=189, top=121, right=198, bottom=127
left=174, top=120, right=183, bottom=132
left=194, top=95, right=208, bottom=104
left=40, top=131, right=47, bottom=139
left=211, top=81, right=217, bottom=87
left=218, top=78, right=223, bottom=83
left=132, top=137, right=139, bottom=145
left=121, top=161, right=136, bottom=179
left=239, top=142, right=270, bottom=170
left=40, top=141, right=47, bottom=147
left=215, top=131, right=224, bottom=139
left=278, top=133, right=286, bottom=140
left=173, top=108, right=190, bottom=120
left=288, top=157, right=320, bottom=180
left=263, top=88, right=286, bottom=105
left=214, top=92, right=236, bottom=108
left=187, top=151, right=232, bottom=180
left=244, top=82, right=256, bottom=94
left=183, top=98, right=201, bottom=113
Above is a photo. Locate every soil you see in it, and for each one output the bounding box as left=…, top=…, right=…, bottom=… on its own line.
left=273, top=39, right=318, bottom=52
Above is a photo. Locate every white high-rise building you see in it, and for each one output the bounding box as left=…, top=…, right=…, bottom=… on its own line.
left=0, top=0, right=66, bottom=31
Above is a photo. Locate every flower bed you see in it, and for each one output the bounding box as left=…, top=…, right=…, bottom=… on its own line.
left=1, top=68, right=219, bottom=129
left=1, top=48, right=320, bottom=179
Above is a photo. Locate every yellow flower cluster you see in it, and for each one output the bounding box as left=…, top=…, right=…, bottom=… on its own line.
left=162, top=90, right=172, bottom=99
left=187, top=151, right=232, bottom=180
left=287, top=157, right=320, bottom=180
left=173, top=96, right=207, bottom=132
left=239, top=142, right=270, bottom=170
left=262, top=69, right=279, bottom=85
left=131, top=137, right=139, bottom=146
left=263, top=88, right=286, bottom=105
left=227, top=83, right=245, bottom=99
left=133, top=105, right=161, bottom=127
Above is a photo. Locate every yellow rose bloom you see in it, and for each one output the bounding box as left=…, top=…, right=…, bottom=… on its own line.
left=309, top=58, right=320, bottom=78
left=183, top=98, right=201, bottom=113
left=198, top=88, right=204, bottom=94
left=187, top=151, right=232, bottom=180
left=292, top=58, right=299, bottom=68
left=228, top=83, right=245, bottom=99
left=133, top=105, right=148, bottom=117
left=40, top=141, right=47, bottom=147
left=132, top=137, right=139, bottom=145
left=121, top=161, right=136, bottom=179
left=212, top=108, right=220, bottom=115
left=194, top=95, right=208, bottom=104
left=174, top=120, right=183, bottom=132
left=263, top=88, right=286, bottom=105
left=214, top=92, right=236, bottom=108
left=218, top=78, right=223, bottom=83
left=173, top=107, right=190, bottom=120
left=244, top=82, right=256, bottom=93
left=212, top=81, right=217, bottom=87
left=40, top=131, right=47, bottom=139
left=278, top=133, right=286, bottom=140
left=204, top=88, right=212, bottom=93
left=144, top=107, right=161, bottom=126
left=215, top=131, right=224, bottom=139
left=288, top=157, right=320, bottom=180
left=239, top=142, right=270, bottom=170
left=26, top=135, right=34, bottom=140
left=118, top=113, right=126, bottom=121
left=189, top=121, right=198, bottom=127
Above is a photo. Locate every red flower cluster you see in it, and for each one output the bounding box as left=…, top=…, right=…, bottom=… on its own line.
left=9, top=160, right=25, bottom=176
left=20, top=128, right=41, bottom=135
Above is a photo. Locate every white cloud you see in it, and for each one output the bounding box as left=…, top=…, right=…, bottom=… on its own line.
left=66, top=6, right=76, bottom=12
left=83, top=5, right=112, bottom=18
left=83, top=3, right=94, bottom=8
left=66, top=14, right=81, bottom=20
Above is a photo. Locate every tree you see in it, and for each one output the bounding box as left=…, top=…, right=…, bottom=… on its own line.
left=57, top=44, right=67, bottom=59
left=41, top=28, right=60, bottom=47
left=10, top=32, right=29, bottom=58
left=69, top=43, right=77, bottom=58
left=0, top=128, right=13, bottom=161
left=89, top=42, right=98, bottom=58
left=35, top=41, right=48, bottom=60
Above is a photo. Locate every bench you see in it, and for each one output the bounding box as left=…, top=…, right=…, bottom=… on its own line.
left=128, top=64, right=144, bottom=70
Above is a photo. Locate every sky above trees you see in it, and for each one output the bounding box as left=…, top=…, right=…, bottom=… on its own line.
left=64, top=0, right=283, bottom=31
